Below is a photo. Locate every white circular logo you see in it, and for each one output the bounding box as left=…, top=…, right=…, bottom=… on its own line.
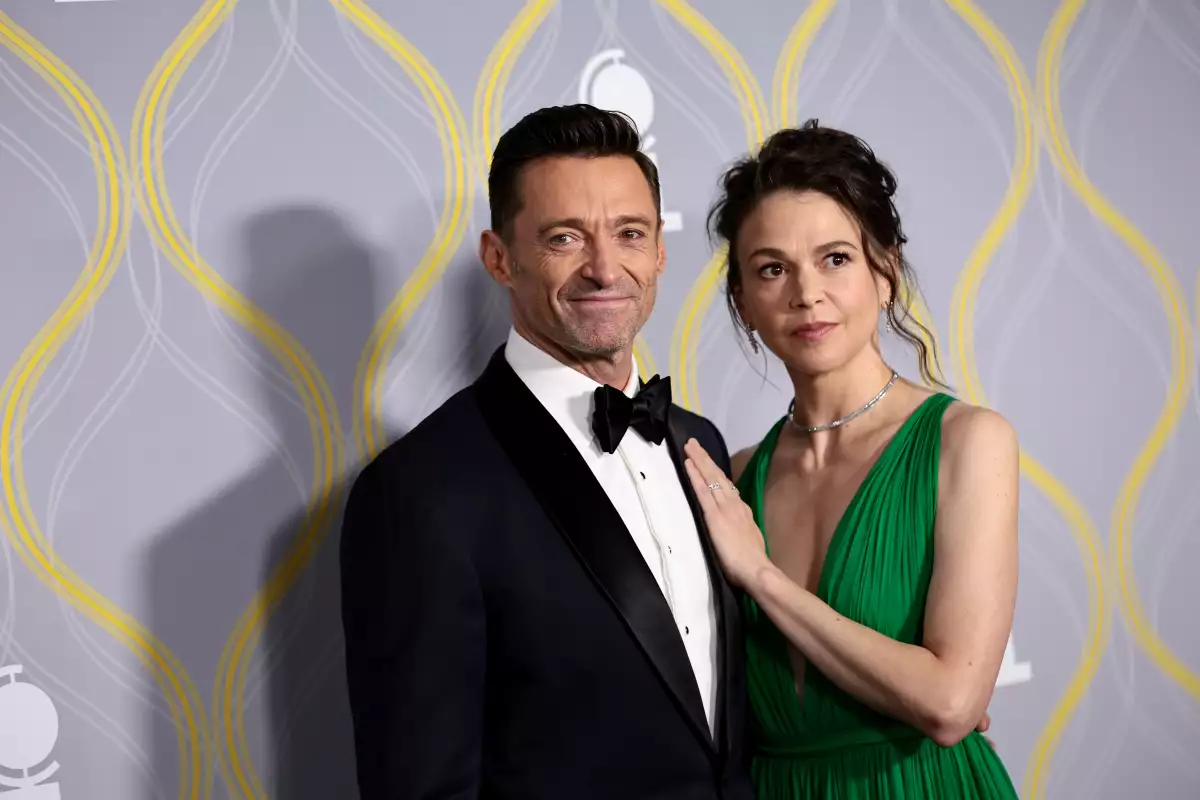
left=0, top=665, right=60, bottom=772
left=579, top=49, right=655, bottom=136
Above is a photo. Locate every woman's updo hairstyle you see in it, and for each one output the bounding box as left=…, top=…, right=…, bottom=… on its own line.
left=706, top=118, right=945, bottom=388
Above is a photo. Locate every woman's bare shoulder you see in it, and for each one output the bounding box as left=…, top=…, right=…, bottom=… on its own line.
left=939, top=399, right=1018, bottom=476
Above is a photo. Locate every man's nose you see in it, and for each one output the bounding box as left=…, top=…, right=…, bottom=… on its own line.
left=581, top=238, right=623, bottom=286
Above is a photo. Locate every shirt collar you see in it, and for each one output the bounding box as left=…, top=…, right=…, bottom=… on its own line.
left=504, top=327, right=640, bottom=451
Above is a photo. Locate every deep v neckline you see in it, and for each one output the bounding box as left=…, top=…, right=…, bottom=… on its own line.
left=747, top=393, right=944, bottom=603
left=737, top=389, right=1019, bottom=800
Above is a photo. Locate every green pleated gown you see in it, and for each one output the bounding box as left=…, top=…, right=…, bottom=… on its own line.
left=735, top=393, right=1019, bottom=799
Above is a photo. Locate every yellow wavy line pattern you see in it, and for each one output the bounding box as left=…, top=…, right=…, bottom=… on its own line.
left=659, top=0, right=767, bottom=156
left=771, top=0, right=837, bottom=131
left=0, top=12, right=210, bottom=800
left=130, top=2, right=344, bottom=798
left=472, top=0, right=555, bottom=191
left=946, top=0, right=1037, bottom=407
left=664, top=0, right=769, bottom=413
left=940, top=4, right=1111, bottom=797
left=344, top=0, right=473, bottom=463
left=1017, top=459, right=1107, bottom=798
left=1040, top=0, right=1198, bottom=710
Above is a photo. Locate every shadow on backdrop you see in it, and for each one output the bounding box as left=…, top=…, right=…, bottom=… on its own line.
left=146, top=206, right=511, bottom=799
left=147, top=206, right=383, bottom=800
left=446, top=241, right=512, bottom=390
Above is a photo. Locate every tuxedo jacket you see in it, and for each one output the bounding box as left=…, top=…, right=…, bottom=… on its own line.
left=339, top=346, right=753, bottom=800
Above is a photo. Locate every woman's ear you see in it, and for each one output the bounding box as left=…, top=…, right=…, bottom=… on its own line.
left=731, top=281, right=757, bottom=334
left=875, top=246, right=900, bottom=306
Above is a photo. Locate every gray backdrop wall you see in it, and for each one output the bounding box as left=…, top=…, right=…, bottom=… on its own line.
left=0, top=0, right=1197, bottom=798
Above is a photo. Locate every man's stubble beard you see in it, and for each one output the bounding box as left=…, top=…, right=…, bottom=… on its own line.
left=562, top=313, right=642, bottom=357
left=564, top=278, right=656, bottom=358
left=509, top=256, right=656, bottom=359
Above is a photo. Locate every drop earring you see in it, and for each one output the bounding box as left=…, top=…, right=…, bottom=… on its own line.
left=746, top=327, right=760, bottom=354
left=883, top=301, right=893, bottom=333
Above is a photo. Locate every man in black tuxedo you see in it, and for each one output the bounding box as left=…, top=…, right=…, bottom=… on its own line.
left=339, top=103, right=753, bottom=799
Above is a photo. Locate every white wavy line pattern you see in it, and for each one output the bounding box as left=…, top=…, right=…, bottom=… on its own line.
left=0, top=2, right=1197, bottom=798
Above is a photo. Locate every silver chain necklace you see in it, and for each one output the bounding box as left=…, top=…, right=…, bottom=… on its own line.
left=788, top=371, right=899, bottom=433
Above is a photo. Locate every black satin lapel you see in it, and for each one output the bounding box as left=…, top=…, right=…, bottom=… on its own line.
left=664, top=414, right=736, bottom=755
left=474, top=348, right=713, bottom=750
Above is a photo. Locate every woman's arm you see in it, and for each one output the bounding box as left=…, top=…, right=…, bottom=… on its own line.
left=684, top=406, right=1019, bottom=747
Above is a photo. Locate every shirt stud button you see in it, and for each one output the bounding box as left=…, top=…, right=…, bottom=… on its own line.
left=685, top=626, right=690, bottom=635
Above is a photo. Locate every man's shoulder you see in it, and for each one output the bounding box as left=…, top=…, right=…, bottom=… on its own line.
left=341, top=387, right=494, bottom=554
left=396, top=385, right=482, bottom=447
left=354, top=385, right=490, bottom=489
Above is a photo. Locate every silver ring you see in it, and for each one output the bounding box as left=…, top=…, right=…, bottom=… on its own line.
left=707, top=482, right=722, bottom=492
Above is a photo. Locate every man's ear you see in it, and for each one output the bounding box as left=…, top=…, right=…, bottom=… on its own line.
left=480, top=229, right=513, bottom=287
left=655, top=224, right=666, bottom=275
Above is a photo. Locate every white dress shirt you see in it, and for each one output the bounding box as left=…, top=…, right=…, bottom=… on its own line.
left=504, top=327, right=719, bottom=733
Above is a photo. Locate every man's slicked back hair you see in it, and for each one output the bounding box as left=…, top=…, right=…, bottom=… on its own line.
left=487, top=103, right=661, bottom=239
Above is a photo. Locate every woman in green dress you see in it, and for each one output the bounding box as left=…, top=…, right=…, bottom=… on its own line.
left=681, top=121, right=1021, bottom=799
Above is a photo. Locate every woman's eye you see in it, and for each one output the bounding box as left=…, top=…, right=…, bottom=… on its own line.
left=759, top=263, right=785, bottom=278
left=827, top=252, right=850, bottom=267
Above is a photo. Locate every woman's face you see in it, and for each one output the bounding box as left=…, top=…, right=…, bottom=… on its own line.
left=733, top=190, right=890, bottom=377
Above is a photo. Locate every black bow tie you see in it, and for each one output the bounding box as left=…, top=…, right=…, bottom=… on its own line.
left=591, top=374, right=672, bottom=455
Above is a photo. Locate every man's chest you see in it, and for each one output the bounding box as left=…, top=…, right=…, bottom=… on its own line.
left=587, top=441, right=704, bottom=563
